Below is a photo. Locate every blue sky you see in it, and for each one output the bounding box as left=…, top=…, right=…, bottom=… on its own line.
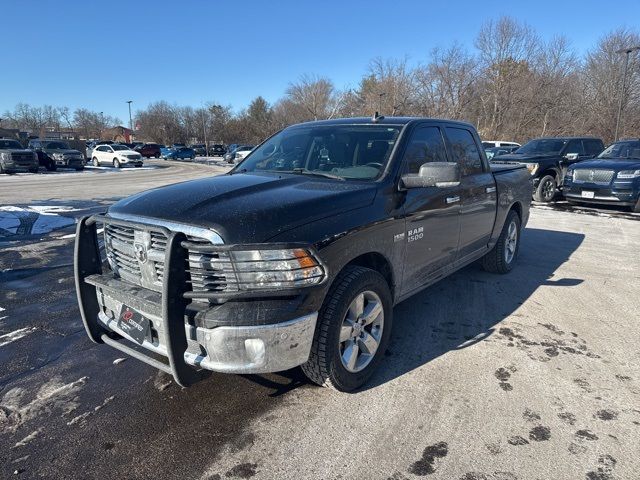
left=2, top=0, right=639, bottom=121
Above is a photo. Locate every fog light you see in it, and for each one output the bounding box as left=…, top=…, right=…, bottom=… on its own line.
left=244, top=338, right=266, bottom=365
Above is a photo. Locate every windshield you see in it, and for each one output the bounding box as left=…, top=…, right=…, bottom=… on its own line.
left=516, top=139, right=567, bottom=155
left=45, top=142, right=70, bottom=149
left=236, top=125, right=401, bottom=180
left=597, top=141, right=640, bottom=160
left=0, top=140, right=23, bottom=149
left=112, top=145, right=129, bottom=151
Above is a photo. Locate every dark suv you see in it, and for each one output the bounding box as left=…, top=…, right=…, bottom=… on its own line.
left=208, top=144, right=227, bottom=156
left=135, top=143, right=162, bottom=158
left=29, top=139, right=85, bottom=171
left=491, top=137, right=604, bottom=202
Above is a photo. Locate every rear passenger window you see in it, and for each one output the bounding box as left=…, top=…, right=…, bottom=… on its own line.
left=402, top=126, right=448, bottom=174
left=565, top=140, right=585, bottom=155
left=445, top=127, right=483, bottom=175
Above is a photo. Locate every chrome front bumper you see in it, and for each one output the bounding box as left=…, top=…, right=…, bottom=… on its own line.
left=183, top=313, right=317, bottom=373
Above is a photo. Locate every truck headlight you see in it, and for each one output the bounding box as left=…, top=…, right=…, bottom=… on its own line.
left=617, top=169, right=640, bottom=179
left=53, top=153, right=64, bottom=159
left=193, top=248, right=326, bottom=290
left=0, top=152, right=10, bottom=161
left=231, top=249, right=325, bottom=289
left=566, top=169, right=574, bottom=179
left=525, top=163, right=538, bottom=175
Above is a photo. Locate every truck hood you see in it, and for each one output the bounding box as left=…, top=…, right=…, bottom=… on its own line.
left=491, top=153, right=557, bottom=163
left=44, top=149, right=82, bottom=155
left=571, top=158, right=640, bottom=171
left=107, top=172, right=378, bottom=243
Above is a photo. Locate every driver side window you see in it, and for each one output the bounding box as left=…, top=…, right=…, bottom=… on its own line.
left=403, top=126, right=448, bottom=174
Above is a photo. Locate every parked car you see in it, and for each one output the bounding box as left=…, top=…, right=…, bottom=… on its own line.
left=135, top=143, right=162, bottom=158
left=164, top=146, right=196, bottom=160
left=482, top=141, right=521, bottom=149
left=223, top=143, right=241, bottom=162
left=90, top=144, right=143, bottom=168
left=28, top=139, right=84, bottom=171
left=86, top=140, right=115, bottom=159
left=231, top=145, right=255, bottom=164
left=171, top=143, right=186, bottom=148
left=564, top=139, right=640, bottom=212
left=189, top=144, right=207, bottom=156
left=160, top=146, right=174, bottom=159
left=485, top=145, right=519, bottom=160
left=491, top=137, right=604, bottom=202
left=74, top=116, right=532, bottom=391
left=208, top=144, right=226, bottom=156
left=0, top=138, right=39, bottom=174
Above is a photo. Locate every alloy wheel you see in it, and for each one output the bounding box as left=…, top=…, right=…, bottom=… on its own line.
left=504, top=220, right=518, bottom=264
left=338, top=290, right=384, bottom=373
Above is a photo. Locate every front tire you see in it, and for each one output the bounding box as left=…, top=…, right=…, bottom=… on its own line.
left=113, top=158, right=121, bottom=169
left=302, top=266, right=393, bottom=392
left=154, top=153, right=160, bottom=158
left=533, top=175, right=556, bottom=202
left=481, top=210, right=521, bottom=274
left=92, top=157, right=99, bottom=167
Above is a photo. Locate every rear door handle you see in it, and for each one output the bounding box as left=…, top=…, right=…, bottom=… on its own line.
left=486, top=186, right=497, bottom=193
left=446, top=196, right=460, bottom=204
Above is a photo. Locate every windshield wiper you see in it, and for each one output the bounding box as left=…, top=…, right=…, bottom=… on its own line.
left=288, top=168, right=345, bottom=181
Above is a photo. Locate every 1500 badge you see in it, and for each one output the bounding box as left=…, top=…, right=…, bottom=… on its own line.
left=407, top=226, right=424, bottom=243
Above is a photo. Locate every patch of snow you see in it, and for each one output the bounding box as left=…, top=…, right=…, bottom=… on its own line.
left=13, top=429, right=42, bottom=448
left=0, top=328, right=36, bottom=347
left=112, top=358, right=127, bottom=365
left=0, top=376, right=88, bottom=433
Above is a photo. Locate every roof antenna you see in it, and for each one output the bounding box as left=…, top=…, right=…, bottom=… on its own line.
left=372, top=111, right=385, bottom=123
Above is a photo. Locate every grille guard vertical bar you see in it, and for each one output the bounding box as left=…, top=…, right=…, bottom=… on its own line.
left=162, top=231, right=206, bottom=387
left=74, top=215, right=108, bottom=344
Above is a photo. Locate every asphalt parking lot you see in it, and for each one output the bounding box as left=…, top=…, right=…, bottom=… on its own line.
left=0, top=161, right=639, bottom=479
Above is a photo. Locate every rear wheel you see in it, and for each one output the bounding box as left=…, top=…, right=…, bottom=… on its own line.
left=534, top=175, right=556, bottom=202
left=302, top=265, right=393, bottom=392
left=633, top=197, right=640, bottom=213
left=481, top=210, right=521, bottom=274
left=154, top=153, right=160, bottom=158
left=113, top=158, right=121, bottom=168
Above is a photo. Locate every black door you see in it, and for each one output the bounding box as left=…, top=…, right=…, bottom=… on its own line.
left=399, top=124, right=462, bottom=296
left=444, top=126, right=496, bottom=261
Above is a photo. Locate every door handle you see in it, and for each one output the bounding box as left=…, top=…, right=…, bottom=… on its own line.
left=486, top=186, right=497, bottom=193
left=446, top=196, right=460, bottom=204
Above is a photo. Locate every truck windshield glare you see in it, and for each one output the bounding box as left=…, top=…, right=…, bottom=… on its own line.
left=235, top=125, right=402, bottom=180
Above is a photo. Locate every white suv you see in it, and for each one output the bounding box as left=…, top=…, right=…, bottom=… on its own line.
left=91, top=144, right=143, bottom=168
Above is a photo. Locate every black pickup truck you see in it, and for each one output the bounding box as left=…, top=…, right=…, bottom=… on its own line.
left=491, top=137, right=604, bottom=202
left=75, top=117, right=532, bottom=391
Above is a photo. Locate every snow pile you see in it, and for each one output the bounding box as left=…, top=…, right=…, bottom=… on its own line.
left=0, top=205, right=77, bottom=237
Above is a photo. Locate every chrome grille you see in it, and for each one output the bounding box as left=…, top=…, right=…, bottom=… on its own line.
left=573, top=169, right=614, bottom=184
left=103, top=222, right=232, bottom=298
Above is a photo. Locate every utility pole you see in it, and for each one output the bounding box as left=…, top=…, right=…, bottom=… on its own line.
left=126, top=100, right=133, bottom=142
left=614, top=46, right=640, bottom=141
left=201, top=107, right=208, bottom=155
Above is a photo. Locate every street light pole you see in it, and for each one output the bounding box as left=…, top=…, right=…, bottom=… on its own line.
left=201, top=107, right=208, bottom=155
left=614, top=46, right=640, bottom=141
left=126, top=100, right=133, bottom=142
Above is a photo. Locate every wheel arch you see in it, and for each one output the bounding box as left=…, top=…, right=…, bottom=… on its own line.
left=337, top=251, right=395, bottom=301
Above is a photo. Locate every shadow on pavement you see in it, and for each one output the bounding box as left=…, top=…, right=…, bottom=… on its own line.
left=362, top=227, right=585, bottom=390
